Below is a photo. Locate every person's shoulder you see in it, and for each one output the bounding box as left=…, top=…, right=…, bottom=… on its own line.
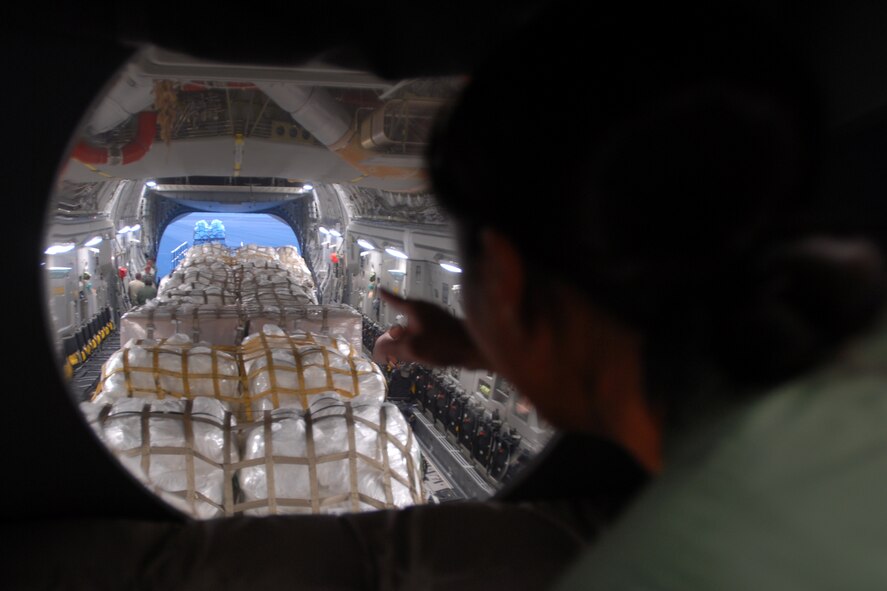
left=555, top=329, right=887, bottom=589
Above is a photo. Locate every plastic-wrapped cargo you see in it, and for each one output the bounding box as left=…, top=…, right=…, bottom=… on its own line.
left=82, top=397, right=238, bottom=519
left=236, top=244, right=278, bottom=263
left=239, top=283, right=316, bottom=307
left=158, top=285, right=240, bottom=306
left=277, top=246, right=314, bottom=289
left=240, top=325, right=386, bottom=412
left=120, top=302, right=247, bottom=346
left=240, top=261, right=318, bottom=305
left=183, top=243, right=231, bottom=263
left=246, top=304, right=363, bottom=351
left=94, top=334, right=242, bottom=411
left=238, top=397, right=423, bottom=515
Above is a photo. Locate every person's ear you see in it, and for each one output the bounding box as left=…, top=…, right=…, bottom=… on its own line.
left=478, top=229, right=526, bottom=328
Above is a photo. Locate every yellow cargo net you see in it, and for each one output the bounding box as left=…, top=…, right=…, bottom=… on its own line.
left=240, top=331, right=382, bottom=414
left=95, top=332, right=386, bottom=421
left=94, top=338, right=242, bottom=408
left=97, top=399, right=236, bottom=518
left=234, top=402, right=424, bottom=515
left=92, top=399, right=423, bottom=518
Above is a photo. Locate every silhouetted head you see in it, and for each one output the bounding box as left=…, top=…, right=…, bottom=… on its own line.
left=429, top=3, right=886, bottom=424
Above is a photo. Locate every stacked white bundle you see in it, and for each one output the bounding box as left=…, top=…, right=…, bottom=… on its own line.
left=236, top=244, right=278, bottom=263
left=94, top=334, right=241, bottom=407
left=239, top=261, right=317, bottom=306
left=239, top=285, right=315, bottom=307
left=158, top=256, right=236, bottom=305
left=277, top=246, right=315, bottom=291
left=157, top=285, right=239, bottom=306
left=119, top=303, right=246, bottom=346
left=183, top=243, right=231, bottom=263
left=83, top=397, right=237, bottom=519
left=239, top=397, right=422, bottom=515
left=240, top=325, right=386, bottom=412
left=246, top=305, right=363, bottom=351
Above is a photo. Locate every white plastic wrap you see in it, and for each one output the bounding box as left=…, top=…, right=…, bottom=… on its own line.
left=120, top=303, right=246, bottom=346
left=239, top=284, right=315, bottom=307
left=277, top=246, right=315, bottom=290
left=240, top=325, right=386, bottom=411
left=158, top=285, right=239, bottom=306
left=245, top=305, right=362, bottom=351
left=239, top=398, right=423, bottom=515
left=236, top=244, right=278, bottom=263
left=82, top=397, right=238, bottom=519
left=182, top=244, right=231, bottom=264
left=95, top=334, right=241, bottom=407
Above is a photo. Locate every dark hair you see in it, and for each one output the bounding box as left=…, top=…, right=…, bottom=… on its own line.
left=429, top=4, right=885, bottom=386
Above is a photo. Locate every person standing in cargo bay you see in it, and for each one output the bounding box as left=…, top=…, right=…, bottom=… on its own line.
left=127, top=272, right=145, bottom=307
left=136, top=279, right=157, bottom=306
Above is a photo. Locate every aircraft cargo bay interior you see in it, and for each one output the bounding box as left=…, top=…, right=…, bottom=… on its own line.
left=43, top=47, right=554, bottom=517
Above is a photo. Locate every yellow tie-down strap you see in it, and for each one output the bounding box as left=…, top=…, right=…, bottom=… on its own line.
left=96, top=400, right=237, bottom=519
left=238, top=331, right=383, bottom=417
left=93, top=332, right=386, bottom=422
left=93, top=340, right=244, bottom=413
left=229, top=401, right=422, bottom=516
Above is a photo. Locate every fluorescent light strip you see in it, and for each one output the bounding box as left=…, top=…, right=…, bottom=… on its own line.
left=357, top=239, right=375, bottom=250
left=84, top=236, right=102, bottom=247
left=385, top=247, right=408, bottom=259
left=440, top=262, right=463, bottom=273
left=44, top=244, right=75, bottom=255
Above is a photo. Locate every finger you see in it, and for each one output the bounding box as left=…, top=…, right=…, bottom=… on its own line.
left=388, top=324, right=405, bottom=340
left=379, top=289, right=423, bottom=332
left=373, top=333, right=412, bottom=365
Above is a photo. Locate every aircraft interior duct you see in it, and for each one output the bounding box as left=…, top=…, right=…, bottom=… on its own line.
left=257, top=82, right=425, bottom=189
left=257, top=83, right=354, bottom=148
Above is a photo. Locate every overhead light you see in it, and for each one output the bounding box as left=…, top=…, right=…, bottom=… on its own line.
left=88, top=247, right=100, bottom=253
left=359, top=250, right=373, bottom=257
left=84, top=236, right=102, bottom=247
left=145, top=180, right=157, bottom=188
left=303, top=184, right=314, bottom=191
left=440, top=262, right=463, bottom=273
left=357, top=239, right=375, bottom=250
left=319, top=227, right=330, bottom=235
left=44, top=243, right=75, bottom=255
left=117, top=225, right=132, bottom=234
left=130, top=224, right=141, bottom=232
left=48, top=267, right=73, bottom=271
left=329, top=229, right=342, bottom=237
left=385, top=247, right=408, bottom=259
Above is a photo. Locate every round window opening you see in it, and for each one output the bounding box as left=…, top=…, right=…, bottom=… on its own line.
left=43, top=46, right=555, bottom=519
